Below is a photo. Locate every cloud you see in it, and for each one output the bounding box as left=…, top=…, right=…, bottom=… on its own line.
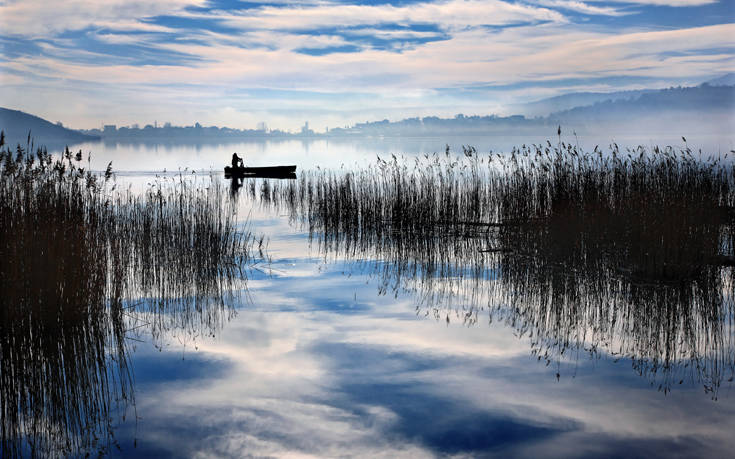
left=0, top=0, right=731, bottom=128
left=536, top=0, right=629, bottom=16
left=590, top=0, right=717, bottom=5
left=0, top=0, right=204, bottom=37
left=212, top=0, right=566, bottom=32
left=0, top=0, right=566, bottom=41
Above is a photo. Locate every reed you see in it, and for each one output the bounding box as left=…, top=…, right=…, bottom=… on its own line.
left=253, top=141, right=735, bottom=396
left=0, top=134, right=250, bottom=457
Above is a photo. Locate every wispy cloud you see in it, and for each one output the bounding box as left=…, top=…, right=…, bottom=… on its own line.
left=0, top=0, right=731, bottom=128
left=536, top=0, right=628, bottom=16
left=0, top=0, right=202, bottom=37
left=212, top=0, right=565, bottom=31
left=590, top=0, right=717, bottom=5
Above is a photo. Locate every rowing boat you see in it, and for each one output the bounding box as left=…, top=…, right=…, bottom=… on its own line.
left=225, top=165, right=297, bottom=178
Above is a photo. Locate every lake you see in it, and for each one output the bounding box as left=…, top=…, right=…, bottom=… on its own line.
left=64, top=133, right=734, bottom=173
left=3, top=134, right=735, bottom=458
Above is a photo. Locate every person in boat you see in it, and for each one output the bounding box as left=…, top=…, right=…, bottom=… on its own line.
left=231, top=152, right=243, bottom=168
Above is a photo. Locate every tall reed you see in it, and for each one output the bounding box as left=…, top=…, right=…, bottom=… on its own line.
left=0, top=134, right=250, bottom=457
left=253, top=141, right=735, bottom=395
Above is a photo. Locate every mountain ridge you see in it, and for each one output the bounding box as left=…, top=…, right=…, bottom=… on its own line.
left=0, top=107, right=98, bottom=150
left=2, top=77, right=733, bottom=144
left=514, top=73, right=735, bottom=117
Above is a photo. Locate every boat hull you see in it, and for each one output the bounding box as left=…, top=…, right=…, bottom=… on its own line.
left=225, top=165, right=297, bottom=179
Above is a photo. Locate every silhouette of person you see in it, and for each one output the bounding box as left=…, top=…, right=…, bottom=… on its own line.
left=230, top=174, right=243, bottom=195
left=231, top=153, right=243, bottom=168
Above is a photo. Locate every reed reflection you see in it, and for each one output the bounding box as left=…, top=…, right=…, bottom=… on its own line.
left=0, top=137, right=248, bottom=457
left=254, top=141, right=735, bottom=397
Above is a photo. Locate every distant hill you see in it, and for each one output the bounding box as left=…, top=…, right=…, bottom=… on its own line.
left=0, top=107, right=98, bottom=150
left=550, top=84, right=734, bottom=119
left=515, top=89, right=655, bottom=117
left=547, top=84, right=735, bottom=134
left=514, top=74, right=735, bottom=117
left=326, top=114, right=548, bottom=137
left=2, top=77, right=731, bottom=146
left=705, top=73, right=735, bottom=87
left=327, top=83, right=734, bottom=137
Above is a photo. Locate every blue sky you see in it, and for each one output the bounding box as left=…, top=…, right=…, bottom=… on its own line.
left=0, top=0, right=733, bottom=130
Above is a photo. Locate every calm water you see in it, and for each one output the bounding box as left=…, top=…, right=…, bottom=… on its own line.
left=5, top=135, right=735, bottom=457
left=65, top=133, right=735, bottom=173
left=112, top=209, right=735, bottom=458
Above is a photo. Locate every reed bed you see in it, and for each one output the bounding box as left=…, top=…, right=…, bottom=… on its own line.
left=253, top=140, right=735, bottom=395
left=107, top=173, right=248, bottom=345
left=0, top=135, right=250, bottom=457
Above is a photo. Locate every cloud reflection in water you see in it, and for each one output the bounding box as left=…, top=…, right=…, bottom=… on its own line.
left=121, top=248, right=735, bottom=457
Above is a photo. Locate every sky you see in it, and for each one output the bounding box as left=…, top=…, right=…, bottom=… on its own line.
left=0, top=0, right=733, bottom=131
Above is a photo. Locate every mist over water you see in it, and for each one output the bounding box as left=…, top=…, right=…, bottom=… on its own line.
left=61, top=132, right=735, bottom=173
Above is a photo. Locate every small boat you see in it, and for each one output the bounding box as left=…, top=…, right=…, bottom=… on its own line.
left=225, top=165, right=297, bottom=179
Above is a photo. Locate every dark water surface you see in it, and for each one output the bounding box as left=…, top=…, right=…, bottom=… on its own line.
left=3, top=136, right=735, bottom=458
left=112, top=203, right=735, bottom=458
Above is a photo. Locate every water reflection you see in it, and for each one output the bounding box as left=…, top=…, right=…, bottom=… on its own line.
left=5, top=137, right=735, bottom=456
left=0, top=148, right=247, bottom=457
left=251, top=144, right=735, bottom=396
left=116, top=271, right=735, bottom=458
left=61, top=133, right=734, bottom=173
left=0, top=244, right=132, bottom=457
